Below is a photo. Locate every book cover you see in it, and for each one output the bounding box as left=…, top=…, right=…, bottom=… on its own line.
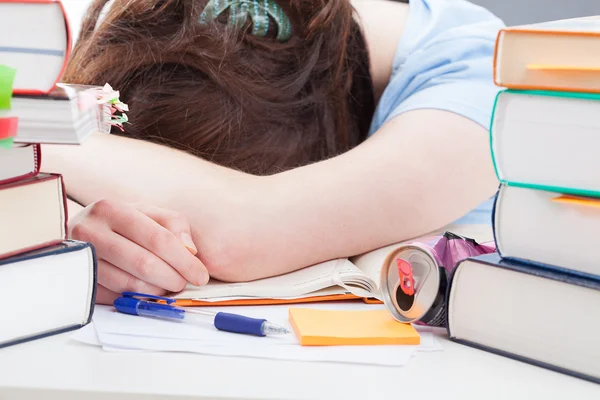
left=492, top=184, right=600, bottom=279
left=447, top=253, right=600, bottom=384
left=0, top=143, right=40, bottom=185
left=494, top=16, right=600, bottom=93
left=489, top=89, right=600, bottom=197
left=0, top=0, right=72, bottom=95
left=0, top=173, right=68, bottom=259
left=0, top=240, right=98, bottom=349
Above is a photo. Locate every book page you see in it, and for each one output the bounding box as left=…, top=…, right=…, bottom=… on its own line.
left=193, top=287, right=352, bottom=303
left=173, top=258, right=376, bottom=300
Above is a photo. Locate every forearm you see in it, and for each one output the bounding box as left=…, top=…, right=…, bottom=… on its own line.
left=42, top=110, right=497, bottom=282
left=261, top=110, right=498, bottom=268
left=43, top=133, right=256, bottom=215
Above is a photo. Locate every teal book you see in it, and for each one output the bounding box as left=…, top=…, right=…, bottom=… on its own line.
left=490, top=89, right=600, bottom=197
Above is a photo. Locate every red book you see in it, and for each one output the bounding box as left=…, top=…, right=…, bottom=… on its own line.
left=0, top=143, right=41, bottom=185
left=0, top=0, right=71, bottom=95
left=0, top=173, right=67, bottom=259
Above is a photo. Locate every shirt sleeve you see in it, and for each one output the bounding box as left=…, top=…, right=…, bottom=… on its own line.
left=369, top=0, right=506, bottom=134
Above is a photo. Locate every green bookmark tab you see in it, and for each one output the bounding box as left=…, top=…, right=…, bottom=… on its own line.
left=0, top=137, right=13, bottom=149
left=0, top=65, right=16, bottom=110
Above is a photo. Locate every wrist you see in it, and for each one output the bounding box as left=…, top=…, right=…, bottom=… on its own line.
left=192, top=173, right=277, bottom=282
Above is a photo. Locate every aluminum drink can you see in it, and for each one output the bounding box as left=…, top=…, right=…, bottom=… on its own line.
left=379, top=240, right=449, bottom=327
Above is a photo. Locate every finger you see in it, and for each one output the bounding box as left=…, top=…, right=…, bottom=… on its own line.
left=79, top=216, right=188, bottom=292
left=94, top=228, right=188, bottom=292
left=107, top=204, right=209, bottom=286
left=96, top=285, right=120, bottom=305
left=97, top=258, right=168, bottom=295
left=134, top=204, right=198, bottom=256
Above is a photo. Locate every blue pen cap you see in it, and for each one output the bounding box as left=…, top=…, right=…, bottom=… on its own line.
left=114, top=292, right=176, bottom=315
left=114, top=296, right=141, bottom=315
left=114, top=292, right=184, bottom=320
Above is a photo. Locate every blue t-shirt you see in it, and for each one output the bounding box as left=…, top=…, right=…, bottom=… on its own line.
left=369, top=0, right=504, bottom=224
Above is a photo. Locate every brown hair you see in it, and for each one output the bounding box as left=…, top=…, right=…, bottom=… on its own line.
left=63, top=0, right=375, bottom=175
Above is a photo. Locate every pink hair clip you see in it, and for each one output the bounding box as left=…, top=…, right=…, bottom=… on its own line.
left=84, top=83, right=130, bottom=131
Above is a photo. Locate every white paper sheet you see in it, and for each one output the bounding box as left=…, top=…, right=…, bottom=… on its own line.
left=71, top=303, right=442, bottom=366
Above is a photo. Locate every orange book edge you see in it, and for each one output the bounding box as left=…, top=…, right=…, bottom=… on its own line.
left=169, top=294, right=383, bottom=307
left=493, top=28, right=600, bottom=92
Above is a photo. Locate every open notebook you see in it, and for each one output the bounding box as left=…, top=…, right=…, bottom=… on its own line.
left=171, top=223, right=493, bottom=306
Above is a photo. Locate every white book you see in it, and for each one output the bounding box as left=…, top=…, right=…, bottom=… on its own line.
left=494, top=184, right=600, bottom=278
left=0, top=241, right=97, bottom=348
left=449, top=253, right=600, bottom=384
left=0, top=0, right=70, bottom=95
left=494, top=16, right=600, bottom=93
left=0, top=173, right=66, bottom=259
left=0, top=143, right=40, bottom=185
left=491, top=90, right=600, bottom=195
left=0, top=84, right=109, bottom=144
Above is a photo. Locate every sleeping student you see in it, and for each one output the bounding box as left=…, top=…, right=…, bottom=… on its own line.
left=44, top=0, right=505, bottom=304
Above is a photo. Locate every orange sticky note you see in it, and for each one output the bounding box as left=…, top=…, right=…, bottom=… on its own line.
left=289, top=308, right=420, bottom=346
left=552, top=195, right=600, bottom=208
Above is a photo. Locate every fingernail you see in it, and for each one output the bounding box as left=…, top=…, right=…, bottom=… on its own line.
left=180, top=232, right=198, bottom=256
left=198, top=270, right=209, bottom=286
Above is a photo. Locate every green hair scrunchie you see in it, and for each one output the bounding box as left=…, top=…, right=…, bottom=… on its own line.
left=200, top=0, right=292, bottom=42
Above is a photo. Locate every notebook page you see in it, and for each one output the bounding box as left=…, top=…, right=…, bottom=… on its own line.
left=173, top=258, right=375, bottom=300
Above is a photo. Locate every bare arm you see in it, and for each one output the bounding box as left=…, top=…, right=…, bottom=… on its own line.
left=43, top=109, right=497, bottom=281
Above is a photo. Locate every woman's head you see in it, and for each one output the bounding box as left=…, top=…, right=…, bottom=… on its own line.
left=64, top=0, right=375, bottom=175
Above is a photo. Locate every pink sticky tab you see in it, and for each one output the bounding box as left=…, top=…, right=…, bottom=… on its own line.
left=0, top=117, right=18, bottom=140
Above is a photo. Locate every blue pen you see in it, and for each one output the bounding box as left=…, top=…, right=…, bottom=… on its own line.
left=113, top=292, right=290, bottom=337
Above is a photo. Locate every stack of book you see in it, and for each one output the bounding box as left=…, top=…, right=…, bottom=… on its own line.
left=447, top=17, right=600, bottom=383
left=0, top=0, right=97, bottom=349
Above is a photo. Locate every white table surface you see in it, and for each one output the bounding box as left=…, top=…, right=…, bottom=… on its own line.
left=0, top=327, right=598, bottom=400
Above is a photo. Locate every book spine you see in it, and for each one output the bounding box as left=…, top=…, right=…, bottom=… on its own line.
left=491, top=28, right=505, bottom=87
left=86, top=241, right=98, bottom=325
left=58, top=172, right=68, bottom=236
left=490, top=185, right=501, bottom=255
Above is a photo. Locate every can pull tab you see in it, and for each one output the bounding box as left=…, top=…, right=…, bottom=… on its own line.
left=396, top=259, right=415, bottom=296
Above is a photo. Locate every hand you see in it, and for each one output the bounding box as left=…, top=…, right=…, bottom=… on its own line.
left=69, top=199, right=210, bottom=305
